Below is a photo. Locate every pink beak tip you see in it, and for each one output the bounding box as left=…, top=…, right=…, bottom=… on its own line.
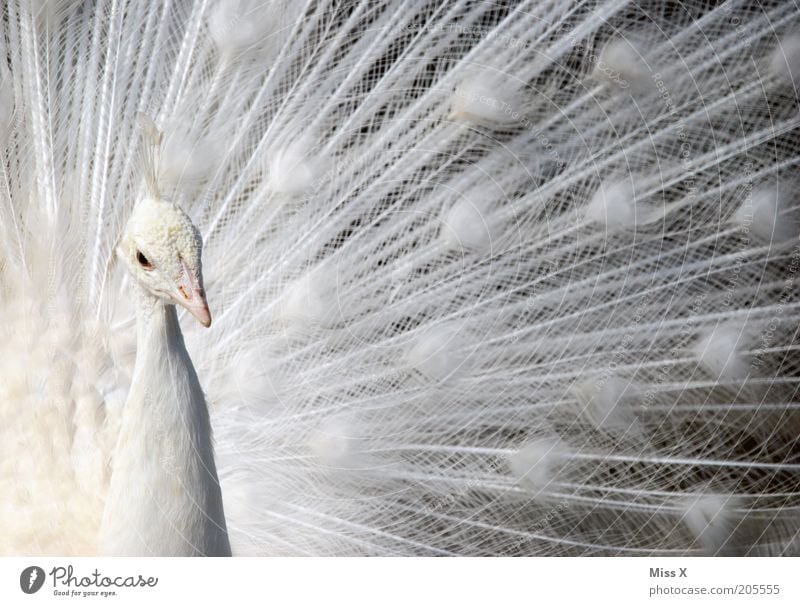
left=197, top=308, right=212, bottom=328
left=176, top=262, right=212, bottom=327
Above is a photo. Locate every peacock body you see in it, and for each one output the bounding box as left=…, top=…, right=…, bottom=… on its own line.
left=1, top=0, right=800, bottom=556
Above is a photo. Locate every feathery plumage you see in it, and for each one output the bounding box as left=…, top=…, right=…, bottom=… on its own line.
left=1, top=0, right=800, bottom=556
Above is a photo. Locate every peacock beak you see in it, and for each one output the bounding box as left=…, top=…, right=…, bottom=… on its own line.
left=174, top=260, right=212, bottom=327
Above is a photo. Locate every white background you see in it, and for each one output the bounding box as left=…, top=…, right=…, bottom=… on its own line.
left=1, top=557, right=798, bottom=605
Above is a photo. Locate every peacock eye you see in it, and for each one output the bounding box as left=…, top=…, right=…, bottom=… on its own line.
left=136, top=250, right=154, bottom=270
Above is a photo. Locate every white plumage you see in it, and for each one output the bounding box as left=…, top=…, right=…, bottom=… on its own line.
left=1, top=0, right=800, bottom=556
left=584, top=177, right=641, bottom=231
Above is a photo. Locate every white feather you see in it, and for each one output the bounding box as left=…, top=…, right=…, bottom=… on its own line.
left=0, top=64, right=14, bottom=138
left=273, top=264, right=338, bottom=327
left=441, top=186, right=504, bottom=252
left=734, top=184, right=798, bottom=244
left=267, top=133, right=327, bottom=198
left=571, top=376, right=638, bottom=433
left=585, top=177, right=642, bottom=230
left=680, top=494, right=740, bottom=555
left=450, top=70, right=528, bottom=126
left=208, top=0, right=297, bottom=60
left=1, top=0, right=799, bottom=557
left=693, top=322, right=751, bottom=382
left=595, top=36, right=650, bottom=89
left=406, top=322, right=468, bottom=381
left=769, top=32, right=800, bottom=87
left=508, top=439, right=567, bottom=495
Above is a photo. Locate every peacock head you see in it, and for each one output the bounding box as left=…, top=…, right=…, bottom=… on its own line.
left=118, top=197, right=212, bottom=327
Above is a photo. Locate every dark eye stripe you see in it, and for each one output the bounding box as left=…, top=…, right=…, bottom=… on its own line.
left=137, top=250, right=154, bottom=270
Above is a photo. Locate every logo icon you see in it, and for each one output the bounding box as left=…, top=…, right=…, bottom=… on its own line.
left=20, top=566, right=45, bottom=594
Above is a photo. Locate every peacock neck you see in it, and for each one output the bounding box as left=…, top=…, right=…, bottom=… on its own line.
left=98, top=285, right=231, bottom=556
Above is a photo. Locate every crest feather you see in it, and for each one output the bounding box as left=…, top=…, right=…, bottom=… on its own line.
left=137, top=113, right=163, bottom=200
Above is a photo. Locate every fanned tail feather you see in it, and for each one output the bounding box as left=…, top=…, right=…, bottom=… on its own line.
left=1, top=0, right=799, bottom=555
